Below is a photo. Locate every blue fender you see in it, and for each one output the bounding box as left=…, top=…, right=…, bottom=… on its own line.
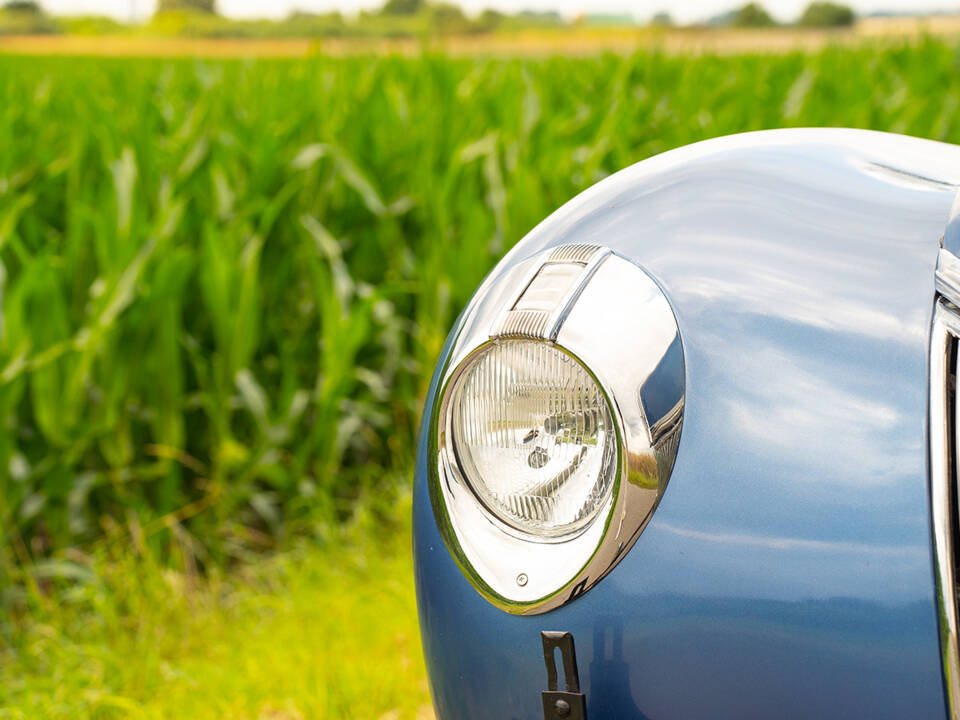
left=414, top=129, right=960, bottom=719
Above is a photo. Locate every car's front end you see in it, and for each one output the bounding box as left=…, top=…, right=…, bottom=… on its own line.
left=414, top=129, right=960, bottom=719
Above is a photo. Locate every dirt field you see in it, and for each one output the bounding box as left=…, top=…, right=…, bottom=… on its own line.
left=1, top=15, right=959, bottom=57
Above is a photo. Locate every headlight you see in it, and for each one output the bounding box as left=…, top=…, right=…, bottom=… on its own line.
left=431, top=244, right=684, bottom=614
left=449, top=339, right=618, bottom=538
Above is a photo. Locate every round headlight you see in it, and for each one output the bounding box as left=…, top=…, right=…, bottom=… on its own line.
left=430, top=245, right=684, bottom=614
left=449, top=339, right=618, bottom=539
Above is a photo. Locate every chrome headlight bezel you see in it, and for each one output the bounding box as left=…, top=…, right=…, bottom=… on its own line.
left=429, top=244, right=684, bottom=614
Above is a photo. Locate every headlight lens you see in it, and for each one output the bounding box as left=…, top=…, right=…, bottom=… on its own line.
left=449, top=339, right=618, bottom=538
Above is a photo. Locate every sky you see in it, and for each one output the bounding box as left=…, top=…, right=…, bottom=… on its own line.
left=36, top=0, right=960, bottom=24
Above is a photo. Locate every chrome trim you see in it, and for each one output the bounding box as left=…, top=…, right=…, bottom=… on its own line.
left=930, top=299, right=960, bottom=719
left=430, top=245, right=684, bottom=614
left=936, top=249, right=960, bottom=307
left=946, top=190, right=960, bottom=255
left=545, top=248, right=610, bottom=342
left=497, top=309, right=550, bottom=338
left=491, top=244, right=611, bottom=342
left=548, top=243, right=604, bottom=264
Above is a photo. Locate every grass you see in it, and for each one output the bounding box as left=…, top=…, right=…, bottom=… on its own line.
left=0, top=497, right=430, bottom=719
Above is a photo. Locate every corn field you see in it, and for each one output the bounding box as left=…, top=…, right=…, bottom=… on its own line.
left=2, top=42, right=960, bottom=576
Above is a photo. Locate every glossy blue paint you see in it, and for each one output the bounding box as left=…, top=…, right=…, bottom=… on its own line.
left=414, top=129, right=960, bottom=719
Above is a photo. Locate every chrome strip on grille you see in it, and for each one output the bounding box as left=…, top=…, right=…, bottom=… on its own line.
left=931, top=297, right=960, bottom=719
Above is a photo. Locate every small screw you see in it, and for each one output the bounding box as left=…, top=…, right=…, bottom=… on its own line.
left=554, top=698, right=571, bottom=717
left=516, top=573, right=528, bottom=587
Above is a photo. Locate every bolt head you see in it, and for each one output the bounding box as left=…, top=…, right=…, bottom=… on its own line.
left=554, top=698, right=571, bottom=717
left=516, top=573, right=528, bottom=587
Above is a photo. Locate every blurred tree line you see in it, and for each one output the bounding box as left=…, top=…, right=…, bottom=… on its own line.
left=0, top=0, right=859, bottom=37
left=701, top=2, right=855, bottom=28
left=157, top=0, right=216, bottom=13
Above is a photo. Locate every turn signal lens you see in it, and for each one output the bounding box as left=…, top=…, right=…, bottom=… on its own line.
left=450, top=339, right=618, bottom=538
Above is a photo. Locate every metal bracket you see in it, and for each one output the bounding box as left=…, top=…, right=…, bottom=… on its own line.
left=541, top=631, right=587, bottom=720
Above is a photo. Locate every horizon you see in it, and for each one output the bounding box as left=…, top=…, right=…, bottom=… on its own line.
left=32, top=0, right=960, bottom=24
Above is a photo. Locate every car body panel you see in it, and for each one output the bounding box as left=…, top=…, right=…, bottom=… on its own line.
left=945, top=190, right=960, bottom=256
left=414, top=129, right=960, bottom=719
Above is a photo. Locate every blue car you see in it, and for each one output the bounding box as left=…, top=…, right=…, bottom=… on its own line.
left=413, top=128, right=960, bottom=719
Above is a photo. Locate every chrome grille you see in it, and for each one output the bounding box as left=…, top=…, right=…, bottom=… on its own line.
left=931, top=289, right=960, bottom=718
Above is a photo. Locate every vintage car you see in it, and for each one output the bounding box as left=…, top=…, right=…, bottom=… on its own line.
left=412, top=128, right=960, bottom=719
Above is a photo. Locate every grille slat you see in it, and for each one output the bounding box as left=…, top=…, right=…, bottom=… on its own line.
left=930, top=299, right=960, bottom=719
